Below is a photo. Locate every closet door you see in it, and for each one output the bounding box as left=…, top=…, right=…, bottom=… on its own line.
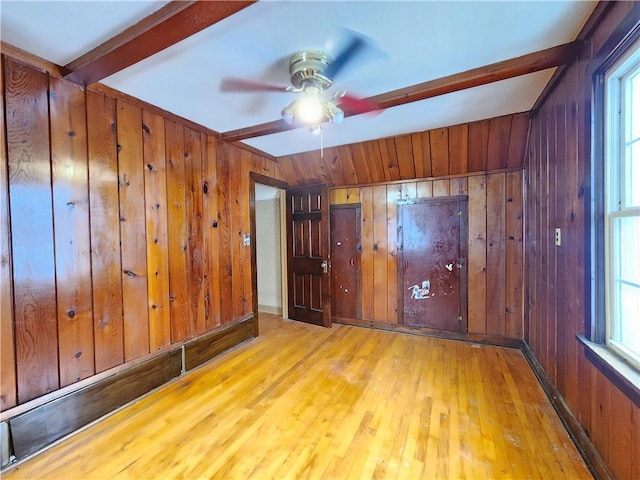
left=330, top=204, right=361, bottom=320
left=398, top=196, right=468, bottom=331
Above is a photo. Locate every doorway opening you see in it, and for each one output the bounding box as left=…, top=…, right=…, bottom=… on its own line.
left=249, top=173, right=289, bottom=336
left=254, top=183, right=286, bottom=316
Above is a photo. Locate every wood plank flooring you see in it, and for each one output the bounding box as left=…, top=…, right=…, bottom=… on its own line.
left=4, top=314, right=591, bottom=479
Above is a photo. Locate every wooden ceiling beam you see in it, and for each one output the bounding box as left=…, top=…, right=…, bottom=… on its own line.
left=369, top=41, right=579, bottom=109
left=223, top=120, right=296, bottom=144
left=221, top=41, right=579, bottom=143
left=64, top=0, right=256, bottom=86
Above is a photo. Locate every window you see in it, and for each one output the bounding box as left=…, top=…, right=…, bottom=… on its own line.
left=604, top=38, right=640, bottom=369
left=584, top=10, right=640, bottom=402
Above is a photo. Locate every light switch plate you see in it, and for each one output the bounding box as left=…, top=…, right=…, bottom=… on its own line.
left=555, top=228, right=562, bottom=246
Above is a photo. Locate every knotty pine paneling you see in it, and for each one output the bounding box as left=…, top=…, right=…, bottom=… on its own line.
left=1, top=57, right=283, bottom=412
left=229, top=145, right=247, bottom=319
left=467, top=175, right=487, bottom=334
left=486, top=173, right=507, bottom=336
left=142, top=110, right=171, bottom=351
left=241, top=150, right=253, bottom=318
left=329, top=146, right=347, bottom=185
left=331, top=171, right=523, bottom=335
left=278, top=112, right=530, bottom=187
left=371, top=185, right=388, bottom=322
left=203, top=136, right=221, bottom=330
left=86, top=90, right=124, bottom=374
left=49, top=76, right=95, bottom=387
left=184, top=127, right=206, bottom=336
left=0, top=56, right=17, bottom=410
left=215, top=141, right=234, bottom=325
left=525, top=2, right=640, bottom=479
left=337, top=145, right=360, bottom=185
left=165, top=119, right=189, bottom=344
left=5, top=58, right=59, bottom=403
left=117, top=100, right=150, bottom=361
left=360, top=186, right=375, bottom=321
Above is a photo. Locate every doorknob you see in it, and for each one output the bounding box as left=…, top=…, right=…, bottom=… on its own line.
left=321, top=260, right=328, bottom=274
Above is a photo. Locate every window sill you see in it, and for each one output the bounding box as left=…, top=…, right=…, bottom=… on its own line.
left=577, top=335, right=640, bottom=407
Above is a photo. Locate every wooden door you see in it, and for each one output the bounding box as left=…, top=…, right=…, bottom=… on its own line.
left=398, top=196, right=468, bottom=331
left=286, top=185, right=331, bottom=327
left=330, top=204, right=361, bottom=320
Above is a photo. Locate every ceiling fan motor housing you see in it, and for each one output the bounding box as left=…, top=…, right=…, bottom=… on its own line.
left=289, top=50, right=333, bottom=90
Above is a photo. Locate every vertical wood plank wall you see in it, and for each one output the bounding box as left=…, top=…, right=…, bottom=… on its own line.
left=278, top=112, right=529, bottom=187
left=330, top=171, right=524, bottom=337
left=0, top=56, right=283, bottom=411
left=286, top=113, right=529, bottom=337
left=525, top=2, right=640, bottom=479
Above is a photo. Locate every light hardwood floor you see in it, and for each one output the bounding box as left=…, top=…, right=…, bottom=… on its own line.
left=4, top=314, right=591, bottom=479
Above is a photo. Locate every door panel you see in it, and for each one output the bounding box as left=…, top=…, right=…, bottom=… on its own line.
left=286, top=185, right=331, bottom=327
left=330, top=205, right=361, bottom=319
left=398, top=196, right=468, bottom=331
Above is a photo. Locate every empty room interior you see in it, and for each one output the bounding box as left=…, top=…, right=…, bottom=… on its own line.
left=0, top=1, right=639, bottom=478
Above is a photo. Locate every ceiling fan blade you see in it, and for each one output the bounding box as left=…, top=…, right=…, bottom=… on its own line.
left=324, top=30, right=369, bottom=80
left=337, top=94, right=381, bottom=116
left=220, top=77, right=290, bottom=93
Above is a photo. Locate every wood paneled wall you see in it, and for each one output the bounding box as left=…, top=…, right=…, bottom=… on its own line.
left=330, top=170, right=523, bottom=337
left=278, top=112, right=529, bottom=187
left=0, top=56, right=283, bottom=411
left=525, top=2, right=640, bottom=479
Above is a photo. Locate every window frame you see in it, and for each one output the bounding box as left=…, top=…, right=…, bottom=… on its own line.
left=603, top=40, right=640, bottom=370
left=584, top=4, right=640, bottom=407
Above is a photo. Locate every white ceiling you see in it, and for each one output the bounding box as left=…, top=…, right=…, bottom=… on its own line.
left=0, top=0, right=596, bottom=157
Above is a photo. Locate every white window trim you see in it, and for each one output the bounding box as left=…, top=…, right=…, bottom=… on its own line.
left=603, top=36, right=640, bottom=371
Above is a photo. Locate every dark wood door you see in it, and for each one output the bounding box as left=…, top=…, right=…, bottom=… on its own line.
left=330, top=205, right=361, bottom=320
left=286, top=185, right=331, bottom=327
left=398, top=196, right=468, bottom=331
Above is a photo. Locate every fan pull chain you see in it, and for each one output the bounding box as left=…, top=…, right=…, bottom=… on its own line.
left=320, top=127, right=324, bottom=158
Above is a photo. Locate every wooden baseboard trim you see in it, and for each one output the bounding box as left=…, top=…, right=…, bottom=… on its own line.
left=9, top=349, right=182, bottom=460
left=4, top=315, right=256, bottom=467
left=333, top=316, right=525, bottom=349
left=184, top=316, right=255, bottom=371
left=258, top=305, right=282, bottom=315
left=520, top=342, right=613, bottom=480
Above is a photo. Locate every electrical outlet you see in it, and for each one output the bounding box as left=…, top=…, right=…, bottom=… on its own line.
left=555, top=228, right=562, bottom=246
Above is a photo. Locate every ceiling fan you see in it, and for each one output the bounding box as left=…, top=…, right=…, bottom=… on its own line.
left=220, top=31, right=381, bottom=133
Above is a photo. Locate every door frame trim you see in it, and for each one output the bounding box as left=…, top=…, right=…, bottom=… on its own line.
left=249, top=172, right=289, bottom=337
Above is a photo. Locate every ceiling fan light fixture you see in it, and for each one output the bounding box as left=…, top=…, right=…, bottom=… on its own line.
left=281, top=96, right=324, bottom=125
left=281, top=100, right=298, bottom=124
left=288, top=51, right=333, bottom=90
left=222, top=37, right=380, bottom=135
left=281, top=97, right=344, bottom=127
left=278, top=49, right=357, bottom=128
left=297, top=97, right=324, bottom=125
left=324, top=102, right=344, bottom=124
